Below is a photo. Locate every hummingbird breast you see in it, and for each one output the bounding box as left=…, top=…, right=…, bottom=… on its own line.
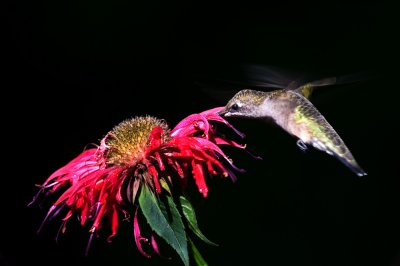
left=263, top=90, right=310, bottom=140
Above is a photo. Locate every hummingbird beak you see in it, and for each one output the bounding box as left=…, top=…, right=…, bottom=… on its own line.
left=217, top=109, right=228, bottom=117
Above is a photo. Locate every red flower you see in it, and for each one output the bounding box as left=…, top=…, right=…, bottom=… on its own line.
left=30, top=107, right=253, bottom=263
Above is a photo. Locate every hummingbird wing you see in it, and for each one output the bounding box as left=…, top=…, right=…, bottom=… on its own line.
left=198, top=63, right=374, bottom=104
left=197, top=64, right=312, bottom=104
left=237, top=64, right=372, bottom=91
left=198, top=64, right=305, bottom=91
left=294, top=77, right=337, bottom=98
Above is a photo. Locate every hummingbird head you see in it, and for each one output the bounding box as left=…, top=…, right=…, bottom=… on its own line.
left=218, top=89, right=267, bottom=118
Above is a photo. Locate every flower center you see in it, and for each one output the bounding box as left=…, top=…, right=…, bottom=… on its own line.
left=105, top=116, right=171, bottom=166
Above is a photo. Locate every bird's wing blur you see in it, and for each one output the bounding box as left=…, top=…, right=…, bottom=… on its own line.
left=198, top=64, right=373, bottom=104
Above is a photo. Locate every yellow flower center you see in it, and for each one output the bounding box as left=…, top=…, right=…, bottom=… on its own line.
left=105, top=116, right=171, bottom=166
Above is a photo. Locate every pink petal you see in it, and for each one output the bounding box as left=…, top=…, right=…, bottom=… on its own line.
left=155, top=152, right=165, bottom=171
left=200, top=106, right=245, bottom=138
left=133, top=208, right=151, bottom=258
left=107, top=206, right=119, bottom=243
left=171, top=114, right=208, bottom=137
left=191, top=160, right=208, bottom=197
left=147, top=126, right=163, bottom=151
left=146, top=163, right=161, bottom=193
left=151, top=234, right=161, bottom=256
left=43, top=149, right=98, bottom=186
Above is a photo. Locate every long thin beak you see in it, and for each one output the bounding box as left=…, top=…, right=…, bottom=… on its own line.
left=217, top=109, right=228, bottom=117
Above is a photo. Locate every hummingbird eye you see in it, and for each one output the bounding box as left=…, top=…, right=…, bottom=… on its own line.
left=230, top=103, right=240, bottom=112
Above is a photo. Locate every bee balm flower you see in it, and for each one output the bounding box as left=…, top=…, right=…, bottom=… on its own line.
left=30, top=107, right=254, bottom=266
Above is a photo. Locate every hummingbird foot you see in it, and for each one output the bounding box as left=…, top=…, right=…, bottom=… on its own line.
left=296, top=139, right=308, bottom=152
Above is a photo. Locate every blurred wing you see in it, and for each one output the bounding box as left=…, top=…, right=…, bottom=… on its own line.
left=198, top=64, right=374, bottom=104
left=197, top=64, right=304, bottom=104
left=239, top=64, right=307, bottom=89
left=294, top=77, right=338, bottom=98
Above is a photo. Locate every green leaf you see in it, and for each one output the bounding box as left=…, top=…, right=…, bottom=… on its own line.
left=160, top=178, right=171, bottom=195
left=139, top=185, right=189, bottom=266
left=179, top=196, right=218, bottom=246
left=189, top=237, right=208, bottom=266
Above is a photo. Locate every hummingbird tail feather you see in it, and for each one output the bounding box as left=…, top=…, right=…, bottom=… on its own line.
left=335, top=155, right=367, bottom=177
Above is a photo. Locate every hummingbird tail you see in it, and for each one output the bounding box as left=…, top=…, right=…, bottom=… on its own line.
left=335, top=155, right=367, bottom=177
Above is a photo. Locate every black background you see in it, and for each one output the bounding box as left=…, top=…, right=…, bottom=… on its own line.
left=3, top=1, right=397, bottom=266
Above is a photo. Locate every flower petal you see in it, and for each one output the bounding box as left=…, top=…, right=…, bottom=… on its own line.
left=171, top=114, right=208, bottom=138
left=191, top=160, right=208, bottom=197
left=200, top=107, right=245, bottom=138
left=133, top=208, right=151, bottom=258
left=107, top=206, right=119, bottom=242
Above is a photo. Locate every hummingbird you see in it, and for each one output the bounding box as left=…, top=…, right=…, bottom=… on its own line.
left=217, top=81, right=367, bottom=177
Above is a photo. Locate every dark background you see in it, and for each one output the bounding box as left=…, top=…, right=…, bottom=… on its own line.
left=3, top=1, right=397, bottom=266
